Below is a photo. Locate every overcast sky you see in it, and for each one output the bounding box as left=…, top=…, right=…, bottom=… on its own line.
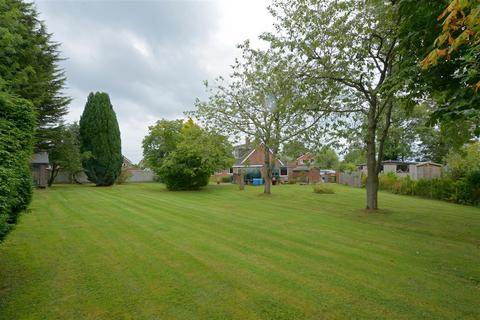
left=36, top=0, right=274, bottom=163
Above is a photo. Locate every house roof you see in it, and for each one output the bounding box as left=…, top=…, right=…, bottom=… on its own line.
left=233, top=143, right=285, bottom=167
left=416, top=161, right=442, bottom=167
left=296, top=152, right=314, bottom=161
left=233, top=143, right=253, bottom=166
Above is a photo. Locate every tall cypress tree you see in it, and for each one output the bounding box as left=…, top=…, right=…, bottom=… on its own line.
left=0, top=0, right=71, bottom=150
left=79, top=92, right=122, bottom=186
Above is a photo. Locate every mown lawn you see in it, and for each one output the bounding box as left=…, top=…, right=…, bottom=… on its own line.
left=0, top=183, right=479, bottom=319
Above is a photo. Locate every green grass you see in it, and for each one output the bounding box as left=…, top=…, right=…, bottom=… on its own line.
left=0, top=183, right=479, bottom=319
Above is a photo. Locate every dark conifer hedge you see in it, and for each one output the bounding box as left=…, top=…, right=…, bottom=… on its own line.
left=0, top=92, right=36, bottom=241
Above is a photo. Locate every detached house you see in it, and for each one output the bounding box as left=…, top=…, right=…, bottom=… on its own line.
left=214, top=144, right=339, bottom=184
left=231, top=141, right=287, bottom=183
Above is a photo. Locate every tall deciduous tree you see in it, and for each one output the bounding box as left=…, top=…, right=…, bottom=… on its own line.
left=191, top=43, right=325, bottom=194
left=0, top=0, right=70, bottom=149
left=266, top=0, right=410, bottom=209
left=79, top=92, right=122, bottom=186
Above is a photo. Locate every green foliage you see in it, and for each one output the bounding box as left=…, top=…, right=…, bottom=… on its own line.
left=379, top=172, right=399, bottom=191
left=315, top=147, right=339, bottom=169
left=422, top=0, right=480, bottom=115
left=220, top=176, right=232, bottom=183
left=48, top=123, right=84, bottom=186
left=445, top=142, right=480, bottom=179
left=191, top=42, right=324, bottom=194
left=343, top=147, right=366, bottom=165
left=142, top=119, right=183, bottom=173
left=313, top=184, right=335, bottom=194
left=145, top=119, right=234, bottom=191
left=0, top=91, right=35, bottom=241
left=79, top=92, right=122, bottom=186
left=338, top=162, right=357, bottom=173
left=266, top=0, right=408, bottom=209
left=116, top=167, right=132, bottom=185
left=377, top=171, right=480, bottom=206
left=0, top=0, right=70, bottom=149
left=282, top=141, right=309, bottom=161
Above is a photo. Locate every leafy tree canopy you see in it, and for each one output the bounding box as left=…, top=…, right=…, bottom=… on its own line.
left=143, top=119, right=233, bottom=191
left=48, top=123, right=85, bottom=186
left=315, top=147, right=339, bottom=170
left=445, top=141, right=480, bottom=179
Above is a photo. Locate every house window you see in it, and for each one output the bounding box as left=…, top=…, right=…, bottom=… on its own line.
left=280, top=167, right=288, bottom=176
left=396, top=164, right=408, bottom=173
left=228, top=167, right=233, bottom=174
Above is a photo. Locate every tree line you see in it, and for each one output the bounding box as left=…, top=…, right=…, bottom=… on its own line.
left=190, top=0, right=479, bottom=210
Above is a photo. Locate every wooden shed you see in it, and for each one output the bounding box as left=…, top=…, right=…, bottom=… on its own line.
left=30, top=151, right=50, bottom=188
left=416, top=162, right=442, bottom=180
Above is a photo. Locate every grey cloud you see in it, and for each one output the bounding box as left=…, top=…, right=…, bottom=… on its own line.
left=35, top=0, right=224, bottom=161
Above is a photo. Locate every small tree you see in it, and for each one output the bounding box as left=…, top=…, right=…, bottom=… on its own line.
left=48, top=123, right=84, bottom=186
left=79, top=92, right=122, bottom=186
left=191, top=43, right=325, bottom=194
left=142, top=119, right=184, bottom=174
left=143, top=119, right=233, bottom=191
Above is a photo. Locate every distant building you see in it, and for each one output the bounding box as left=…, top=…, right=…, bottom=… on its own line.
left=232, top=142, right=287, bottom=183
left=30, top=151, right=49, bottom=188
left=287, top=153, right=337, bottom=184
left=122, top=156, right=133, bottom=169
left=214, top=143, right=338, bottom=184
left=357, top=160, right=442, bottom=180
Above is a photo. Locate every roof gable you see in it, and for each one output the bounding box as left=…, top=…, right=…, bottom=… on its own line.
left=239, top=143, right=285, bottom=166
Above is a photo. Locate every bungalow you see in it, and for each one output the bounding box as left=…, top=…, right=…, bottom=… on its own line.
left=214, top=144, right=339, bottom=184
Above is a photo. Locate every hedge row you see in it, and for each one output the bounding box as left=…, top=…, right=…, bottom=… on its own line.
left=0, top=92, right=36, bottom=241
left=377, top=172, right=480, bottom=206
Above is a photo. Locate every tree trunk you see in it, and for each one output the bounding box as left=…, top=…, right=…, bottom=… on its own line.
left=366, top=104, right=378, bottom=211
left=73, top=173, right=82, bottom=184
left=366, top=167, right=378, bottom=210
left=239, top=170, right=245, bottom=190
left=48, top=163, right=59, bottom=187
left=263, top=148, right=272, bottom=194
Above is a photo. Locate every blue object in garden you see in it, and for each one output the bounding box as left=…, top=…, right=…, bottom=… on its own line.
left=252, top=178, right=264, bottom=185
